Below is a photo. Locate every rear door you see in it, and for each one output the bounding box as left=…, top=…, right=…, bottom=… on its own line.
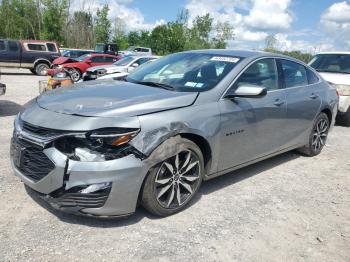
left=218, top=58, right=288, bottom=171
left=0, top=40, right=8, bottom=66
left=278, top=59, right=322, bottom=147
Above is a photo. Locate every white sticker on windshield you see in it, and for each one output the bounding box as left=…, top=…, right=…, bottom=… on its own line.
left=185, top=82, right=197, bottom=87
left=210, top=56, right=240, bottom=63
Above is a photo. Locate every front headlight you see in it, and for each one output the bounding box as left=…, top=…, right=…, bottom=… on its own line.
left=54, top=128, right=142, bottom=162
left=88, top=128, right=140, bottom=147
left=335, top=84, right=350, bottom=96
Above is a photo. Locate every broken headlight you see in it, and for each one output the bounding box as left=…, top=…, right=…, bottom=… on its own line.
left=54, top=128, right=143, bottom=161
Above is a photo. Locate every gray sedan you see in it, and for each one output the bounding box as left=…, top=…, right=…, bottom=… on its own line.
left=10, top=50, right=338, bottom=217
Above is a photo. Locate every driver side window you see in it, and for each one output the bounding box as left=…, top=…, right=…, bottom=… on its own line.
left=234, top=58, right=278, bottom=91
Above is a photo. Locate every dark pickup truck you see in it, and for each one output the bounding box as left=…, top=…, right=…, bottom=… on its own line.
left=0, top=39, right=60, bottom=75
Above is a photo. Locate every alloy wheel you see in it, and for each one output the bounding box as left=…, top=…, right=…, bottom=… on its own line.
left=155, top=150, right=201, bottom=209
left=312, top=118, right=328, bottom=151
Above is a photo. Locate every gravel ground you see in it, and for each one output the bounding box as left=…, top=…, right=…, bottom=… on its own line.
left=0, top=68, right=349, bottom=262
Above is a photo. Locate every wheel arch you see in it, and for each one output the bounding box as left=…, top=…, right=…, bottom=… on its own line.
left=320, top=107, right=333, bottom=124
left=33, top=58, right=51, bottom=68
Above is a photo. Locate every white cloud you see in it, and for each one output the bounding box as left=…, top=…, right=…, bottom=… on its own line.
left=185, top=0, right=293, bottom=44
left=244, top=0, right=293, bottom=31
left=70, top=0, right=164, bottom=31
left=320, top=1, right=350, bottom=49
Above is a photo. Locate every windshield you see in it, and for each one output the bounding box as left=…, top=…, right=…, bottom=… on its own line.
left=76, top=54, right=91, bottom=62
left=309, top=54, right=350, bottom=74
left=126, top=46, right=135, bottom=51
left=95, top=44, right=104, bottom=52
left=113, top=56, right=135, bottom=66
left=126, top=52, right=241, bottom=92
left=62, top=50, right=70, bottom=57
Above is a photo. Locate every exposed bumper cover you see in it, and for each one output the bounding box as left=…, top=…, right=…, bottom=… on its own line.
left=338, top=95, right=350, bottom=113
left=0, top=83, right=6, bottom=96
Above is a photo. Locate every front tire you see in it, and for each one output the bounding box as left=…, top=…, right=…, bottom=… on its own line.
left=67, top=68, right=81, bottom=82
left=141, top=139, right=204, bottom=217
left=297, top=112, right=330, bottom=156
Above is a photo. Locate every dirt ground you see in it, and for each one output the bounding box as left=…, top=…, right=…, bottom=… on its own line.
left=0, top=68, right=349, bottom=262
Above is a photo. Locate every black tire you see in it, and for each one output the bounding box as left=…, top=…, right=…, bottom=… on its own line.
left=34, top=63, right=49, bottom=76
left=336, top=107, right=350, bottom=127
left=141, top=138, right=204, bottom=217
left=297, top=112, right=330, bottom=157
left=67, top=68, right=81, bottom=82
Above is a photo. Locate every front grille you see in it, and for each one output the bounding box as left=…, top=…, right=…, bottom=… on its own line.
left=14, top=138, right=55, bottom=182
left=22, top=121, right=63, bottom=137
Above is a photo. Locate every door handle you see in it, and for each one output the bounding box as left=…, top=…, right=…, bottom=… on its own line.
left=273, top=99, right=285, bottom=106
left=309, top=93, right=319, bottom=99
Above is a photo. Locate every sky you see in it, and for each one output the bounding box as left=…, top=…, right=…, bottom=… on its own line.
left=72, top=0, right=350, bottom=53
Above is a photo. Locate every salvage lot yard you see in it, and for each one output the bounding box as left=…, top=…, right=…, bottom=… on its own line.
left=0, top=68, right=349, bottom=262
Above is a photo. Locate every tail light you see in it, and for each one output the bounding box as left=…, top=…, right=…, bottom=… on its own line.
left=335, top=84, right=350, bottom=96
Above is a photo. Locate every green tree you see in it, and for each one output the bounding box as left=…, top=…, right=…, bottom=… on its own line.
left=94, top=4, right=111, bottom=44
left=112, top=17, right=128, bottom=50
left=41, top=0, right=68, bottom=44
left=211, top=21, right=234, bottom=49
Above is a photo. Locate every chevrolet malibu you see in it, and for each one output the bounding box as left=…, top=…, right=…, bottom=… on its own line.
left=11, top=50, right=338, bottom=217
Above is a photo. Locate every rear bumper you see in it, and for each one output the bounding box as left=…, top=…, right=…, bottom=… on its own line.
left=0, top=83, right=6, bottom=95
left=11, top=142, right=149, bottom=217
left=338, top=95, right=350, bottom=113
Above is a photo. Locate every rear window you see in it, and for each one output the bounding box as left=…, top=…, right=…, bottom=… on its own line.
left=46, top=43, right=57, bottom=52
left=27, top=44, right=47, bottom=51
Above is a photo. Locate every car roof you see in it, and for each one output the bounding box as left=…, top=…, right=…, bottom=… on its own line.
left=315, top=52, right=350, bottom=55
left=183, top=49, right=288, bottom=59
left=89, top=53, right=117, bottom=57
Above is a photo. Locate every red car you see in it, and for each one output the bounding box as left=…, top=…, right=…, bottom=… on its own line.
left=54, top=54, right=120, bottom=81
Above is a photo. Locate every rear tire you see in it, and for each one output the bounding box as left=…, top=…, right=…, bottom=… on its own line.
left=297, top=112, right=330, bottom=157
left=336, top=107, right=350, bottom=127
left=141, top=138, right=204, bottom=217
left=34, top=63, right=49, bottom=76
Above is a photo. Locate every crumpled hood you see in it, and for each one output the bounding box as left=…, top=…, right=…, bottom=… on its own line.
left=53, top=56, right=76, bottom=65
left=319, top=72, right=350, bottom=85
left=37, top=80, right=198, bottom=117
left=88, top=65, right=127, bottom=74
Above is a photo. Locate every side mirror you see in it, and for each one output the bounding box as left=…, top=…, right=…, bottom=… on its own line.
left=225, top=85, right=267, bottom=99
left=131, top=63, right=139, bottom=68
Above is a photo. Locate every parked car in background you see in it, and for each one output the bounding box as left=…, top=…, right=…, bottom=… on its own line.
left=82, top=55, right=160, bottom=81
left=11, top=50, right=338, bottom=218
left=119, top=46, right=152, bottom=56
left=54, top=53, right=121, bottom=81
left=309, top=52, right=350, bottom=126
left=52, top=49, right=97, bottom=67
left=0, top=69, right=5, bottom=96
left=95, top=43, right=119, bottom=56
left=0, top=39, right=60, bottom=75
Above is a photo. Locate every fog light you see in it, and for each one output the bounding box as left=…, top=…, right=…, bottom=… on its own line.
left=79, top=182, right=111, bottom=194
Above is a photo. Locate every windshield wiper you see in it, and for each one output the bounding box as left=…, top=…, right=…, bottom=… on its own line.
left=135, top=81, right=175, bottom=90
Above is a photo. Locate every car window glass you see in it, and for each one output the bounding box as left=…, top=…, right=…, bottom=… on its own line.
left=309, top=54, right=350, bottom=74
left=0, top=40, right=6, bottom=51
left=104, top=56, right=116, bottom=62
left=46, top=43, right=57, bottom=52
left=136, top=58, right=150, bottom=65
left=91, top=56, right=105, bottom=63
left=8, top=41, right=19, bottom=52
left=281, top=60, right=308, bottom=88
left=27, top=44, right=47, bottom=51
left=234, top=58, right=278, bottom=91
left=306, top=67, right=319, bottom=84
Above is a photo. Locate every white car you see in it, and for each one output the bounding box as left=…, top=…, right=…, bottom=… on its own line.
left=82, top=55, right=160, bottom=81
left=118, top=46, right=152, bottom=56
left=309, top=52, right=350, bottom=126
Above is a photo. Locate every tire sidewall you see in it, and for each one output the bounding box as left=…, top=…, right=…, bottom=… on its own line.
left=307, top=113, right=330, bottom=156
left=35, top=63, right=49, bottom=76
left=141, top=139, right=204, bottom=216
left=68, top=68, right=81, bottom=82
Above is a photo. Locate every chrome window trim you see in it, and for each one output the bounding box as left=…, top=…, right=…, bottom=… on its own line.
left=220, top=56, right=322, bottom=100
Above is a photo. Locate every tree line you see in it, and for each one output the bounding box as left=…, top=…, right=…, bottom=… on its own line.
left=0, top=0, right=313, bottom=62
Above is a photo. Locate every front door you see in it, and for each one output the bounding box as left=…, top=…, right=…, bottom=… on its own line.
left=218, top=58, right=288, bottom=171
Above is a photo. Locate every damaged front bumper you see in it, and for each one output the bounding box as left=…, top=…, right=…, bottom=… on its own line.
left=11, top=139, right=149, bottom=217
